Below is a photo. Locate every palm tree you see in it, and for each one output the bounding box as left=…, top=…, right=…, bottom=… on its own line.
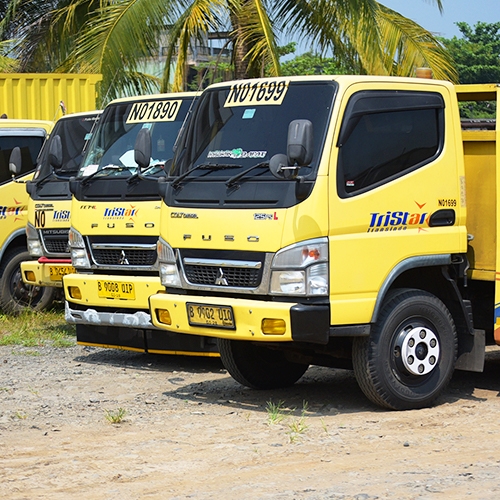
left=2, top=0, right=457, bottom=102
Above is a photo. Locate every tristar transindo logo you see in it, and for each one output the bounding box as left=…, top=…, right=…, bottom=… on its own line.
left=53, top=210, right=70, bottom=222
left=367, top=202, right=429, bottom=233
left=103, top=205, right=139, bottom=219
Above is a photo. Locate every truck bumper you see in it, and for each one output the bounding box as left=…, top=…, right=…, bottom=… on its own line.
left=149, top=293, right=330, bottom=344
left=21, top=259, right=74, bottom=288
left=64, top=274, right=219, bottom=356
left=63, top=273, right=165, bottom=329
left=74, top=322, right=219, bottom=356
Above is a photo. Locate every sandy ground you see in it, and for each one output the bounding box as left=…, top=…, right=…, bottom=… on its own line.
left=1, top=342, right=500, bottom=499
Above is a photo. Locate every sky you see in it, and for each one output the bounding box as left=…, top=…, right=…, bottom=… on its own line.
left=381, top=0, right=500, bottom=39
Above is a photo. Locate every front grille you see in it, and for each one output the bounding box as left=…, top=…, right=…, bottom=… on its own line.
left=92, top=248, right=157, bottom=266
left=41, top=229, right=69, bottom=255
left=88, top=235, right=158, bottom=268
left=184, top=265, right=261, bottom=287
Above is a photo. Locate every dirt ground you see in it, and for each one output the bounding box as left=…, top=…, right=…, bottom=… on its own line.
left=1, top=341, right=500, bottom=500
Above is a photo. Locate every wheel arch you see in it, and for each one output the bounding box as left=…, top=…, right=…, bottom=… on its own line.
left=372, top=254, right=472, bottom=337
left=0, top=229, right=27, bottom=267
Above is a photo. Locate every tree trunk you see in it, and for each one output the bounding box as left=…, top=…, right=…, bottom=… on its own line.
left=229, top=7, right=249, bottom=80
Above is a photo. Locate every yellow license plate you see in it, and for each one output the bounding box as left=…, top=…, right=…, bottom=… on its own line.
left=97, top=280, right=136, bottom=300
left=49, top=265, right=76, bottom=281
left=187, top=303, right=235, bottom=329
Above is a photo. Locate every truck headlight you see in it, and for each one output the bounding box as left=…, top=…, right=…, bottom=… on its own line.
left=69, top=227, right=90, bottom=268
left=26, top=222, right=43, bottom=257
left=157, top=237, right=181, bottom=287
left=270, top=238, right=329, bottom=296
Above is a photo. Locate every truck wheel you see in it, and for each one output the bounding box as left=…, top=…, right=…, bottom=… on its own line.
left=218, top=338, right=309, bottom=389
left=0, top=248, right=56, bottom=314
left=352, top=288, right=457, bottom=410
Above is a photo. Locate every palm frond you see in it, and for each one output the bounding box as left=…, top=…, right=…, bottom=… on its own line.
left=67, top=0, right=175, bottom=103
left=235, top=0, right=280, bottom=77
left=0, top=39, right=19, bottom=71
left=375, top=3, right=457, bottom=81
left=161, top=0, right=226, bottom=91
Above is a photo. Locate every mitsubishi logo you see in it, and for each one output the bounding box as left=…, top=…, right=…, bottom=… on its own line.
left=215, top=268, right=228, bottom=286
left=119, top=250, right=130, bottom=265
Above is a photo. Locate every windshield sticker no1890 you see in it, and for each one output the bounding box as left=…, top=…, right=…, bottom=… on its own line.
left=126, top=100, right=182, bottom=124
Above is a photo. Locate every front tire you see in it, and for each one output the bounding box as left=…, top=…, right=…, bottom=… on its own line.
left=218, top=338, right=309, bottom=389
left=353, top=289, right=457, bottom=410
left=0, top=248, right=56, bottom=314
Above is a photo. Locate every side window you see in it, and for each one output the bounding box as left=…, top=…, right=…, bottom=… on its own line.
left=337, top=91, right=444, bottom=197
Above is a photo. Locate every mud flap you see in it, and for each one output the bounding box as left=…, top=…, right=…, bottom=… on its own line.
left=455, top=328, right=485, bottom=373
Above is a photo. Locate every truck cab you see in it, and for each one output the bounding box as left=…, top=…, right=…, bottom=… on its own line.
left=19, top=111, right=102, bottom=290
left=63, top=93, right=218, bottom=356
left=0, top=119, right=55, bottom=313
left=148, top=75, right=491, bottom=409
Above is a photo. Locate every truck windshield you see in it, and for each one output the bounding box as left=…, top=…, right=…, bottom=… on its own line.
left=35, top=113, right=100, bottom=181
left=0, top=135, right=45, bottom=183
left=172, top=80, right=336, bottom=182
left=79, top=97, right=195, bottom=180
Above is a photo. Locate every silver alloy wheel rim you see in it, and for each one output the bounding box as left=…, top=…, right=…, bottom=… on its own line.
left=400, top=326, right=440, bottom=376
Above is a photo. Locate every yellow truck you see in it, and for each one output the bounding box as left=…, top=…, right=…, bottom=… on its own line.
left=63, top=92, right=218, bottom=356
left=0, top=73, right=101, bottom=120
left=148, top=75, right=500, bottom=409
left=0, top=118, right=55, bottom=312
left=0, top=73, right=101, bottom=314
left=17, top=111, right=102, bottom=291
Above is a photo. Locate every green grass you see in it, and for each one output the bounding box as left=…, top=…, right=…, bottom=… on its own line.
left=266, top=400, right=287, bottom=425
left=0, top=309, right=76, bottom=348
left=104, top=408, right=127, bottom=424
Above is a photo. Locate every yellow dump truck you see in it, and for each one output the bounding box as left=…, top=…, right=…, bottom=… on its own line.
left=16, top=111, right=102, bottom=290
left=63, top=92, right=218, bottom=356
left=0, top=73, right=101, bottom=120
left=148, top=75, right=499, bottom=409
left=0, top=73, right=101, bottom=314
left=0, top=119, right=54, bottom=312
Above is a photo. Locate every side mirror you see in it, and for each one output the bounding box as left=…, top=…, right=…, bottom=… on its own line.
left=158, top=176, right=168, bottom=198
left=134, top=128, right=151, bottom=170
left=269, top=153, right=292, bottom=180
left=26, top=181, right=35, bottom=196
left=69, top=176, right=78, bottom=195
left=287, top=119, right=313, bottom=166
left=9, top=146, right=22, bottom=176
left=48, top=135, right=63, bottom=169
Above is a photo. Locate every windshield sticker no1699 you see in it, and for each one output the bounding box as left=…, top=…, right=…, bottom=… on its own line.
left=224, top=79, right=290, bottom=107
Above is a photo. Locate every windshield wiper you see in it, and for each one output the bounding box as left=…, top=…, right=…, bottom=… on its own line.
left=225, top=162, right=269, bottom=187
left=171, top=163, right=241, bottom=188
left=34, top=169, right=76, bottom=187
left=81, top=165, right=129, bottom=185
left=127, top=163, right=166, bottom=184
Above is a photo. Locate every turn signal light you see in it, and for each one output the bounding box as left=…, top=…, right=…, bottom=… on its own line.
left=261, top=318, right=286, bottom=335
left=68, top=286, right=82, bottom=300
left=24, top=271, right=36, bottom=282
left=156, top=309, right=172, bottom=325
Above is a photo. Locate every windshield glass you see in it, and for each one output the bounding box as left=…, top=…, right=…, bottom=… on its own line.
left=36, top=113, right=100, bottom=179
left=0, top=134, right=45, bottom=183
left=172, top=79, right=336, bottom=181
left=79, top=96, right=195, bottom=179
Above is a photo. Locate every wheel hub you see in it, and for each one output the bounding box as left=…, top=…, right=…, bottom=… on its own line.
left=399, top=326, right=440, bottom=376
